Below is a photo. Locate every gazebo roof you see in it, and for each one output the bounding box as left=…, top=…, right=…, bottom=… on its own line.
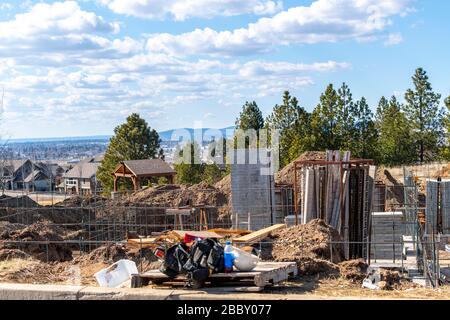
left=113, top=159, right=176, bottom=177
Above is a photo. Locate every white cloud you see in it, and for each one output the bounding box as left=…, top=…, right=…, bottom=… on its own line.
left=0, top=3, right=13, bottom=11
left=0, top=1, right=127, bottom=59
left=101, top=0, right=283, bottom=20
left=147, top=0, right=412, bottom=56
left=384, top=33, right=403, bottom=46
left=239, top=60, right=350, bottom=77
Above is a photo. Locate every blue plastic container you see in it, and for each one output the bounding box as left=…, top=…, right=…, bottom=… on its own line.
left=224, top=241, right=234, bottom=273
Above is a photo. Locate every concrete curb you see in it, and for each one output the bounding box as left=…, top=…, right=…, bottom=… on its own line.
left=0, top=283, right=401, bottom=300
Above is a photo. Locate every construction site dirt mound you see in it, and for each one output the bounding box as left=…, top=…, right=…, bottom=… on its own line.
left=0, top=260, right=71, bottom=284
left=270, top=219, right=345, bottom=262
left=56, top=195, right=108, bottom=207
left=0, top=221, right=72, bottom=262
left=275, top=151, right=326, bottom=185
left=0, top=221, right=27, bottom=234
left=262, top=219, right=345, bottom=276
left=338, top=259, right=368, bottom=282
left=0, top=248, right=30, bottom=260
left=376, top=168, right=405, bottom=211
left=378, top=269, right=417, bottom=290
left=125, top=182, right=230, bottom=209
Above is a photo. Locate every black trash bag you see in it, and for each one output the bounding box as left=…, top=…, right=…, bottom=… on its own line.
left=159, top=243, right=190, bottom=278
left=184, top=238, right=225, bottom=282
left=207, top=241, right=225, bottom=273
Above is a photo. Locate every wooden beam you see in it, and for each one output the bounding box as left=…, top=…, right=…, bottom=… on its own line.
left=232, top=224, right=285, bottom=244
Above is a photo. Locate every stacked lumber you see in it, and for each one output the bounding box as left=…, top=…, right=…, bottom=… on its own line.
left=297, top=150, right=377, bottom=259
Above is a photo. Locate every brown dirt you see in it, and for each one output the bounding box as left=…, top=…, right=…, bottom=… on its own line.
left=338, top=259, right=368, bottom=282
left=125, top=182, right=229, bottom=208
left=262, top=219, right=345, bottom=276
left=378, top=269, right=418, bottom=291
left=275, top=151, right=326, bottom=185
left=56, top=195, right=108, bottom=207
left=0, top=221, right=72, bottom=262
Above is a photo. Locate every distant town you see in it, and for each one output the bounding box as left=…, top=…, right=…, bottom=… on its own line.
left=0, top=128, right=234, bottom=196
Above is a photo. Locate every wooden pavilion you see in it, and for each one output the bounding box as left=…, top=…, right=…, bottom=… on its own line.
left=112, top=159, right=176, bottom=192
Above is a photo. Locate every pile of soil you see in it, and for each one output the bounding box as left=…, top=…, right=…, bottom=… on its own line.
left=56, top=195, right=108, bottom=207
left=0, top=248, right=30, bottom=260
left=0, top=221, right=27, bottom=234
left=125, top=182, right=230, bottom=209
left=375, top=168, right=406, bottom=211
left=275, top=151, right=326, bottom=185
left=0, top=261, right=70, bottom=284
left=338, top=259, right=368, bottom=282
left=265, top=219, right=345, bottom=275
left=378, top=269, right=417, bottom=290
left=0, top=221, right=72, bottom=262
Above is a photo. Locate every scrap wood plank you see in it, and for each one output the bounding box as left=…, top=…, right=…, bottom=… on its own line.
left=127, top=237, right=158, bottom=248
left=207, top=228, right=252, bottom=236
left=232, top=224, right=285, bottom=244
left=170, top=230, right=223, bottom=239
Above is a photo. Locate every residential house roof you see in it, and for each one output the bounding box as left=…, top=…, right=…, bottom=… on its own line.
left=64, top=157, right=101, bottom=179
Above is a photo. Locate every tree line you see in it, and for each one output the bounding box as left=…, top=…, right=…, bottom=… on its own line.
left=237, top=67, right=449, bottom=168
left=97, top=67, right=449, bottom=192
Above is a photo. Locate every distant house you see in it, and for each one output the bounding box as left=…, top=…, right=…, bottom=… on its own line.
left=0, top=160, right=34, bottom=191
left=61, top=156, right=103, bottom=195
left=112, top=159, right=176, bottom=192
left=0, top=160, right=68, bottom=192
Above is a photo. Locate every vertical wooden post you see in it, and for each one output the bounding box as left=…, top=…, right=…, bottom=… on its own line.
left=113, top=176, right=118, bottom=192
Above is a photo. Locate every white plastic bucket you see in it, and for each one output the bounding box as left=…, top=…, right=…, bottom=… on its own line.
left=232, top=247, right=259, bottom=272
left=94, top=259, right=138, bottom=288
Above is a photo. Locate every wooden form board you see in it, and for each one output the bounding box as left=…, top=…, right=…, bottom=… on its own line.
left=207, top=228, right=252, bottom=236
left=232, top=224, right=285, bottom=244
left=171, top=230, right=223, bottom=239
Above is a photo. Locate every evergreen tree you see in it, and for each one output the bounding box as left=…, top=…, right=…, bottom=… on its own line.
left=311, top=84, right=341, bottom=150
left=442, top=96, right=450, bottom=160
left=353, top=97, right=378, bottom=159
left=266, top=91, right=312, bottom=167
left=337, top=83, right=357, bottom=151
left=174, top=141, right=203, bottom=184
left=375, top=96, right=415, bottom=166
left=235, top=101, right=264, bottom=130
left=404, top=68, right=444, bottom=163
left=201, top=164, right=223, bottom=185
left=235, top=101, right=264, bottom=148
left=97, top=113, right=163, bottom=193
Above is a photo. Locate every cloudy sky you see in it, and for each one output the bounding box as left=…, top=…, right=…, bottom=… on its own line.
left=0, top=0, right=449, bottom=139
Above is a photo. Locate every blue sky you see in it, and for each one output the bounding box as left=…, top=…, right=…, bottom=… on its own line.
left=0, top=0, right=449, bottom=139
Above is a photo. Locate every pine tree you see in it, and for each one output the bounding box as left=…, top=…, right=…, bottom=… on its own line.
left=337, top=83, right=357, bottom=151
left=174, top=141, right=204, bottom=184
left=353, top=97, right=378, bottom=159
left=97, top=113, right=163, bottom=193
left=235, top=101, right=264, bottom=130
left=375, top=96, right=415, bottom=166
left=235, top=101, right=264, bottom=148
left=311, top=84, right=341, bottom=150
left=266, top=91, right=312, bottom=167
left=404, top=68, right=444, bottom=163
left=442, top=96, right=450, bottom=160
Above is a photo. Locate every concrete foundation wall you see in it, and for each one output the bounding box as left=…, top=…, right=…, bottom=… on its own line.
left=231, top=149, right=275, bottom=230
